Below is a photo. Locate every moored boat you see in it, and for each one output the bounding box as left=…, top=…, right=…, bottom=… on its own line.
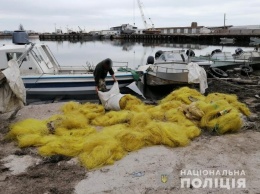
left=194, top=49, right=260, bottom=70
left=0, top=31, right=135, bottom=98
left=144, top=63, right=189, bottom=86
left=250, top=37, right=260, bottom=43
left=220, top=37, right=235, bottom=43
left=152, top=50, right=212, bottom=70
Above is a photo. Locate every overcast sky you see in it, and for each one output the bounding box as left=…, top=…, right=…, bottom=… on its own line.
left=0, top=0, right=259, bottom=33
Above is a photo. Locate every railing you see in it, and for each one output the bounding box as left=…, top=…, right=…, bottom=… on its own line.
left=57, top=61, right=130, bottom=74
left=113, top=61, right=129, bottom=68
left=152, top=65, right=188, bottom=76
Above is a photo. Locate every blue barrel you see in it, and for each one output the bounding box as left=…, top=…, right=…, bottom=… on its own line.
left=12, top=30, right=29, bottom=44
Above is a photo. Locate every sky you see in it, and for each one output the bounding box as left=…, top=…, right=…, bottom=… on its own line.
left=0, top=0, right=259, bottom=33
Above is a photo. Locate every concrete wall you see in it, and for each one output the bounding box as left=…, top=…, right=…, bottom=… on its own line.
left=228, top=29, right=260, bottom=35
left=101, top=30, right=119, bottom=35
left=157, top=27, right=213, bottom=34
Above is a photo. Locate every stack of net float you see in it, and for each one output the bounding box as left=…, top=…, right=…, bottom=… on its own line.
left=7, top=87, right=251, bottom=169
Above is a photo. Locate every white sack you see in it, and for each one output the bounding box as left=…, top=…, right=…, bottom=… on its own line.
left=187, top=62, right=208, bottom=94
left=0, top=59, right=26, bottom=113
left=98, top=82, right=125, bottom=111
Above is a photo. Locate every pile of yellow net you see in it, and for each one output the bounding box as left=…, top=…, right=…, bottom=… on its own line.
left=7, top=87, right=251, bottom=169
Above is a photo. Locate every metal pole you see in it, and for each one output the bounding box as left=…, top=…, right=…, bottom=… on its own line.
left=224, top=13, right=226, bottom=29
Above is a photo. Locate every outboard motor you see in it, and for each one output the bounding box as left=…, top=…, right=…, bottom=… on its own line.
left=147, top=56, right=154, bottom=64
left=186, top=50, right=195, bottom=57
left=211, top=49, right=222, bottom=56
left=235, top=48, right=243, bottom=55
left=12, top=30, right=29, bottom=45
left=155, top=50, right=163, bottom=59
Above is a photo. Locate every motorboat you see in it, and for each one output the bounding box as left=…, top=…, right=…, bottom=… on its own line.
left=143, top=62, right=189, bottom=86
left=233, top=48, right=260, bottom=60
left=0, top=31, right=135, bottom=98
left=153, top=50, right=212, bottom=70
left=220, top=37, right=235, bottom=43
left=232, top=48, right=260, bottom=69
left=197, top=50, right=246, bottom=69
left=137, top=51, right=208, bottom=88
left=250, top=37, right=260, bottom=43
left=194, top=49, right=257, bottom=70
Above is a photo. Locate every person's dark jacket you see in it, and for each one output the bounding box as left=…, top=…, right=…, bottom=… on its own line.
left=93, top=58, right=114, bottom=86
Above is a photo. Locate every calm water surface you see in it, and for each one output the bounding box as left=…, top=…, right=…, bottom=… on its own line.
left=0, top=38, right=256, bottom=69
left=0, top=38, right=257, bottom=100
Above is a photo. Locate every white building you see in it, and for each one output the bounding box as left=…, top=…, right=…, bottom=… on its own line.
left=156, top=22, right=212, bottom=35
left=100, top=30, right=119, bottom=36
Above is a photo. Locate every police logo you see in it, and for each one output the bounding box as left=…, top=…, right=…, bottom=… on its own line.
left=161, top=174, right=168, bottom=183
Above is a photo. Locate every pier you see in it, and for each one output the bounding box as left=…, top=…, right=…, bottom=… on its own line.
left=120, top=33, right=260, bottom=43
left=38, top=33, right=260, bottom=43
left=39, top=33, right=93, bottom=41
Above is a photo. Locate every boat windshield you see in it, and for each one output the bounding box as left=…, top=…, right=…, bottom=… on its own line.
left=211, top=52, right=233, bottom=60
left=6, top=52, right=23, bottom=61
left=158, top=52, right=188, bottom=62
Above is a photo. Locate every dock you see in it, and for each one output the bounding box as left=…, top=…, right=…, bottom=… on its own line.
left=120, top=33, right=260, bottom=43
left=37, top=33, right=260, bottom=43
left=39, top=33, right=93, bottom=41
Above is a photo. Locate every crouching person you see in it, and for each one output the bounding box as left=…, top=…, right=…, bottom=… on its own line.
left=94, top=58, right=117, bottom=103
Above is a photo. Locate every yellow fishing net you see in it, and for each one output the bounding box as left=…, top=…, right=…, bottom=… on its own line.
left=7, top=87, right=251, bottom=169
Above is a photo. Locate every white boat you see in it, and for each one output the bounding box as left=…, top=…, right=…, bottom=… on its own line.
left=220, top=37, right=235, bottom=43
left=144, top=63, right=189, bottom=86
left=153, top=50, right=212, bottom=69
left=197, top=51, right=246, bottom=69
left=194, top=48, right=260, bottom=70
left=137, top=50, right=209, bottom=86
left=250, top=37, right=260, bottom=43
left=233, top=48, right=260, bottom=60
left=0, top=31, right=134, bottom=98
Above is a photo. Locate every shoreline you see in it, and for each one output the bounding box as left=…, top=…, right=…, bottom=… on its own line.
left=0, top=79, right=260, bottom=193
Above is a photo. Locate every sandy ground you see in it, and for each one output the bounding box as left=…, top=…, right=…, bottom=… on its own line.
left=0, top=79, right=260, bottom=194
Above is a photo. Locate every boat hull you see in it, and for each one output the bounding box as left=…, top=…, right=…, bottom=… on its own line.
left=22, top=73, right=134, bottom=97
left=145, top=72, right=188, bottom=86
left=193, top=56, right=254, bottom=70
left=250, top=37, right=260, bottom=43
left=220, top=38, right=235, bottom=43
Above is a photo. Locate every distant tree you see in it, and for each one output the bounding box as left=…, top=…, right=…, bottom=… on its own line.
left=19, top=24, right=25, bottom=31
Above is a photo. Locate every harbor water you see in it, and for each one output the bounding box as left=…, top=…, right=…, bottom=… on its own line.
left=0, top=38, right=258, bottom=101
left=0, top=38, right=257, bottom=69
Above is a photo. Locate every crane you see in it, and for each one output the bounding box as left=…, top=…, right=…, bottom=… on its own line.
left=136, top=0, right=160, bottom=34
left=78, top=26, right=83, bottom=33
left=78, top=26, right=86, bottom=33
left=137, top=0, right=148, bottom=29
left=148, top=18, right=154, bottom=29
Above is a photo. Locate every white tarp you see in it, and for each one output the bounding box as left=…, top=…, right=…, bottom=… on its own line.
left=136, top=65, right=150, bottom=73
left=98, top=82, right=125, bottom=111
left=126, top=82, right=146, bottom=99
left=187, top=62, right=208, bottom=94
left=0, top=59, right=26, bottom=113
